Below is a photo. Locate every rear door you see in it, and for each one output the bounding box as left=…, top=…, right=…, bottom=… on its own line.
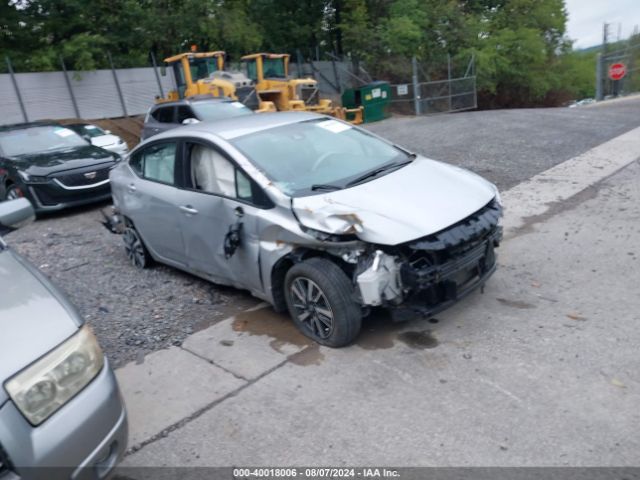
left=126, top=140, right=187, bottom=265
left=174, top=139, right=270, bottom=293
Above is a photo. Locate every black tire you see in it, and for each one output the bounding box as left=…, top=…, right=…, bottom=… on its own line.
left=4, top=184, right=23, bottom=201
left=123, top=225, right=153, bottom=269
left=284, top=257, right=361, bottom=347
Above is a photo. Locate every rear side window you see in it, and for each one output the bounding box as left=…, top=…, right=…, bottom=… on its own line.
left=130, top=143, right=177, bottom=185
left=152, top=107, right=175, bottom=124
left=177, top=106, right=195, bottom=123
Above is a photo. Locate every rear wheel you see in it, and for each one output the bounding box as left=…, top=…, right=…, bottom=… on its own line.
left=284, top=257, right=361, bottom=347
left=123, top=226, right=152, bottom=269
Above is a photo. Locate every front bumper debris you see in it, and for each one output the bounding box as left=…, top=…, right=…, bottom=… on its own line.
left=390, top=199, right=503, bottom=321
left=100, top=207, right=124, bottom=234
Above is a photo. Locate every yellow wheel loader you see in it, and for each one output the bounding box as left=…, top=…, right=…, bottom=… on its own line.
left=158, top=51, right=255, bottom=106
left=241, top=53, right=363, bottom=123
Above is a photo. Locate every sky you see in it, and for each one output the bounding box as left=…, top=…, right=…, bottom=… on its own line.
left=565, top=0, right=640, bottom=49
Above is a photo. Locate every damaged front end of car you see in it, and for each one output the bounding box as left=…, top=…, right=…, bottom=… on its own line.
left=310, top=198, right=503, bottom=321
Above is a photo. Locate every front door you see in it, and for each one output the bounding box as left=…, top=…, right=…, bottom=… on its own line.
left=175, top=141, right=264, bottom=293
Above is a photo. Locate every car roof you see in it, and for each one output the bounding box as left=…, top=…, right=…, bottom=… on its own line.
left=152, top=97, right=236, bottom=108
left=161, top=111, right=329, bottom=141
left=0, top=121, right=60, bottom=133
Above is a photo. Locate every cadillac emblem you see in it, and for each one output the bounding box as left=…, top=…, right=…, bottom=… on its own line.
left=84, top=171, right=97, bottom=180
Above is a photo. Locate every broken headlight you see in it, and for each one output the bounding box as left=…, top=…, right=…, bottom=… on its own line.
left=5, top=325, right=104, bottom=425
left=301, top=225, right=358, bottom=242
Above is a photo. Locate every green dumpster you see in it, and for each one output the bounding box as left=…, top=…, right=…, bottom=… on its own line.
left=342, top=81, right=391, bottom=123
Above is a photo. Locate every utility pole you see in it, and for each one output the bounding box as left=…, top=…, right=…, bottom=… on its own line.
left=597, top=23, right=610, bottom=101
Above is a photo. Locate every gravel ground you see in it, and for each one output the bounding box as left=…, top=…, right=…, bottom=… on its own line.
left=5, top=97, right=640, bottom=368
left=5, top=202, right=257, bottom=368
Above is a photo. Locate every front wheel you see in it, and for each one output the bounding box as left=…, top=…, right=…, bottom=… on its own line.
left=4, top=184, right=23, bottom=201
left=284, top=257, right=361, bottom=347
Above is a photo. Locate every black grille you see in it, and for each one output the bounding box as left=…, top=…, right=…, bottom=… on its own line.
left=55, top=167, right=110, bottom=187
left=32, top=183, right=111, bottom=206
left=301, top=86, right=319, bottom=105
left=406, top=199, right=502, bottom=255
left=236, top=86, right=259, bottom=110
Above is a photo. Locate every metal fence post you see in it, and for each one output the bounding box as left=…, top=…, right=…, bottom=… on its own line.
left=107, top=51, right=128, bottom=117
left=412, top=56, right=421, bottom=115
left=150, top=51, right=165, bottom=99
left=331, top=52, right=342, bottom=94
left=5, top=56, right=28, bottom=122
left=447, top=53, right=453, bottom=111
left=595, top=53, right=603, bottom=101
left=60, top=57, right=81, bottom=118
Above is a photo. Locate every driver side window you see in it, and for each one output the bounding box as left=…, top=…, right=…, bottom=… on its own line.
left=186, top=142, right=273, bottom=208
left=189, top=143, right=236, bottom=196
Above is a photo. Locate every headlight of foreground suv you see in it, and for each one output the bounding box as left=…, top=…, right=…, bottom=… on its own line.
left=5, top=325, right=104, bottom=425
left=17, top=171, right=48, bottom=183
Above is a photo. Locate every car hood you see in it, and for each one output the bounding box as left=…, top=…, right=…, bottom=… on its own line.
left=9, top=145, right=115, bottom=176
left=0, top=249, right=81, bottom=397
left=292, top=156, right=498, bottom=245
left=91, top=134, right=120, bottom=148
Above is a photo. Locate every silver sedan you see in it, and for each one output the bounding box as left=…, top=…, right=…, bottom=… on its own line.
left=0, top=199, right=127, bottom=479
left=109, top=112, right=502, bottom=347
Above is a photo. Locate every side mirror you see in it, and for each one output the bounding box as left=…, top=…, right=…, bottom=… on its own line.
left=0, top=198, right=35, bottom=230
left=182, top=118, right=200, bottom=125
left=105, top=129, right=112, bottom=134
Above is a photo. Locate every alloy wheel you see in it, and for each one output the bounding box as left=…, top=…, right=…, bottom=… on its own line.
left=289, top=277, right=334, bottom=339
left=123, top=228, right=147, bottom=268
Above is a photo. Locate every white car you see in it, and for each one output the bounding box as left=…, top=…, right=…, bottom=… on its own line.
left=67, top=123, right=129, bottom=156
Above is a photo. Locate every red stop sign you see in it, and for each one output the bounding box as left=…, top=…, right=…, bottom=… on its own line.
left=609, top=63, right=627, bottom=81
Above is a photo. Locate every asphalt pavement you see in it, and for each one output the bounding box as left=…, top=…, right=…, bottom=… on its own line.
left=367, top=95, right=640, bottom=190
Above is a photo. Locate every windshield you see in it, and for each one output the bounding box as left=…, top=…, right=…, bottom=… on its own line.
left=263, top=57, right=286, bottom=78
left=189, top=57, right=219, bottom=81
left=75, top=124, right=106, bottom=138
left=0, top=126, right=88, bottom=156
left=232, top=119, right=409, bottom=196
left=192, top=102, right=253, bottom=121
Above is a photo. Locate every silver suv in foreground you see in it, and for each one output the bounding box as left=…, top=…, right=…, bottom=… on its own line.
left=0, top=199, right=127, bottom=480
left=109, top=112, right=502, bottom=347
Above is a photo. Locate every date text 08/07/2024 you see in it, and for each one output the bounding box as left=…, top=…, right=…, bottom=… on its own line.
left=233, top=467, right=400, bottom=478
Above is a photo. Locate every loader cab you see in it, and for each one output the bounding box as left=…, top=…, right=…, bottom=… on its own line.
left=242, top=53, right=289, bottom=83
left=164, top=51, right=226, bottom=99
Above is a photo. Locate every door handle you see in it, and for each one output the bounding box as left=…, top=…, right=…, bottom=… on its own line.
left=180, top=205, right=199, bottom=215
left=127, top=184, right=136, bottom=193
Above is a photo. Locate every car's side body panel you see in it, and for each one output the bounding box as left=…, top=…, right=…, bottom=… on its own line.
left=110, top=112, right=502, bottom=326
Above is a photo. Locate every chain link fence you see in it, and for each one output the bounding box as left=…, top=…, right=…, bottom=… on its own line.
left=389, top=56, right=477, bottom=116
left=596, top=34, right=640, bottom=100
